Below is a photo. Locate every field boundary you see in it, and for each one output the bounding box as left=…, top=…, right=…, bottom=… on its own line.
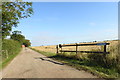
left=57, top=43, right=110, bottom=54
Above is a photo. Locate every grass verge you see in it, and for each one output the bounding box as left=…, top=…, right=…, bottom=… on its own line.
left=0, top=48, right=22, bottom=70
left=29, top=47, right=119, bottom=79
left=1, top=39, right=22, bottom=70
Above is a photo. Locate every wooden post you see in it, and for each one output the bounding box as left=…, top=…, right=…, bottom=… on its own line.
left=59, top=44, right=62, bottom=54
left=6, top=50, right=8, bottom=59
left=104, top=45, right=106, bottom=52
left=76, top=43, right=78, bottom=55
left=56, top=45, right=58, bottom=54
left=61, top=46, right=62, bottom=54
left=103, top=45, right=107, bottom=61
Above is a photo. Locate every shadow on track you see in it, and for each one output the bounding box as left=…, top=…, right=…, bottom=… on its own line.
left=34, top=57, right=64, bottom=65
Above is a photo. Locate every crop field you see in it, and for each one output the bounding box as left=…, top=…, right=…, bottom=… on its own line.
left=31, top=40, right=118, bottom=57
left=32, top=40, right=119, bottom=67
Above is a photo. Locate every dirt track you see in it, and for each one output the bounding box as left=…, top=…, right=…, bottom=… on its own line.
left=1, top=48, right=98, bottom=78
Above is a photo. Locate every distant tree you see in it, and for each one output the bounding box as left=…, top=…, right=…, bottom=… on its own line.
left=11, top=31, right=31, bottom=47
left=23, top=39, right=31, bottom=47
left=2, top=2, right=33, bottom=39
left=12, top=30, right=22, bottom=35
left=10, top=31, right=25, bottom=44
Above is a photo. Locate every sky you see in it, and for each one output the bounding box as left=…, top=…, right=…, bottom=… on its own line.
left=13, top=2, right=118, bottom=46
left=22, top=0, right=119, bottom=2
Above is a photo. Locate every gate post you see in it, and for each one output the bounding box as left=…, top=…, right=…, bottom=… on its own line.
left=76, top=43, right=78, bottom=55
left=56, top=45, right=58, bottom=54
left=104, top=45, right=106, bottom=52
left=59, top=44, right=62, bottom=54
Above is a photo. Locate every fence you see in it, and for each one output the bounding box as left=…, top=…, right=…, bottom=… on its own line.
left=56, top=43, right=110, bottom=54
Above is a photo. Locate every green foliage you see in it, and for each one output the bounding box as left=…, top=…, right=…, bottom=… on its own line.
left=1, top=39, right=22, bottom=69
left=10, top=30, right=31, bottom=47
left=3, top=0, right=22, bottom=2
left=10, top=31, right=25, bottom=44
left=1, top=49, right=21, bottom=69
left=2, top=2, right=33, bottom=38
left=23, top=39, right=31, bottom=47
left=2, top=39, right=21, bottom=63
left=2, top=39, right=21, bottom=55
left=12, top=30, right=22, bottom=34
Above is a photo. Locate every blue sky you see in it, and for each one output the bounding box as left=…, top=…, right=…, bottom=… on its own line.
left=13, top=2, right=118, bottom=46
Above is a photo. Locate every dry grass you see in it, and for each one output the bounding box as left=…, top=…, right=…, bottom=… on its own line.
left=31, top=40, right=119, bottom=78
left=31, top=40, right=118, bottom=55
left=31, top=40, right=119, bottom=68
left=32, top=45, right=57, bottom=53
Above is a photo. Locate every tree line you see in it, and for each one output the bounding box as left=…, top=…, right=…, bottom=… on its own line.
left=11, top=31, right=31, bottom=47
left=2, top=1, right=33, bottom=47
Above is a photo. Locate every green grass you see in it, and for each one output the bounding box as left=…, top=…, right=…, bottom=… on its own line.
left=0, top=39, right=22, bottom=70
left=0, top=48, right=22, bottom=69
left=30, top=47, right=119, bottom=79
left=50, top=55, right=118, bottom=78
